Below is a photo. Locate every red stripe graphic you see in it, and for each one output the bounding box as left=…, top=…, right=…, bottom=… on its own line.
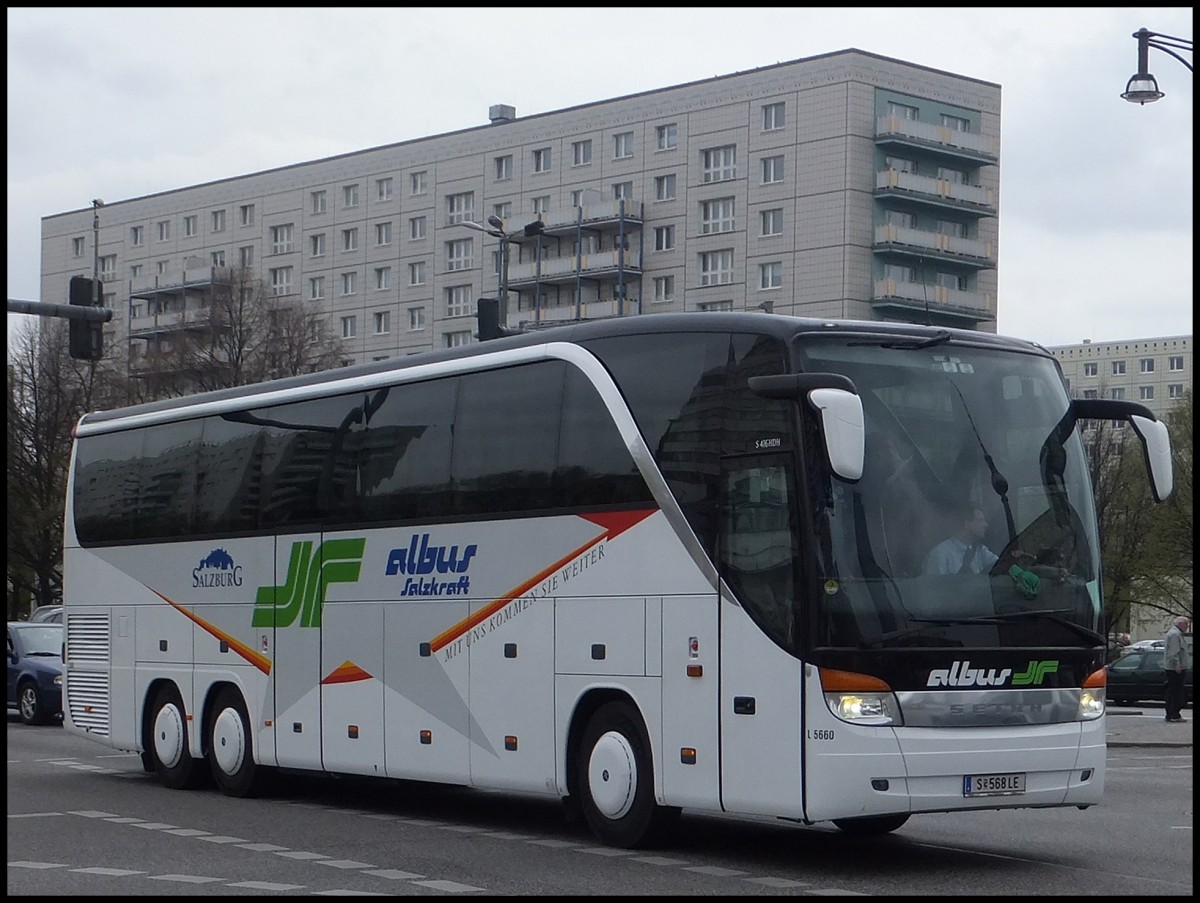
left=427, top=509, right=655, bottom=653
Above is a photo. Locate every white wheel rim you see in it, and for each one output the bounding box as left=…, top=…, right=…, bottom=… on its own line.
left=212, top=706, right=246, bottom=776
left=153, top=702, right=186, bottom=768
left=587, top=730, right=637, bottom=820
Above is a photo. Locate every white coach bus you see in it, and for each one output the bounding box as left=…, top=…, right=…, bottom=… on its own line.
left=62, top=312, right=1173, bottom=847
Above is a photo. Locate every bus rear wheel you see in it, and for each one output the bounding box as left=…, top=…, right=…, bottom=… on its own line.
left=575, top=701, right=679, bottom=849
left=832, top=813, right=910, bottom=835
left=208, top=687, right=269, bottom=797
left=146, top=684, right=205, bottom=789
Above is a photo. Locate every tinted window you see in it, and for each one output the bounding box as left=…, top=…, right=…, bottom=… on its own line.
left=195, top=415, right=264, bottom=536
left=137, top=418, right=201, bottom=539
left=74, top=429, right=144, bottom=543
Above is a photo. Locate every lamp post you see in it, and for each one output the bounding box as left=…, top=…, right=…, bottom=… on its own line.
left=92, top=198, right=104, bottom=305
left=1121, top=27, right=1193, bottom=104
left=455, top=217, right=545, bottom=328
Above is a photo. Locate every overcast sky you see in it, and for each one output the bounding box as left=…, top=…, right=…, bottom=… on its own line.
left=7, top=7, right=1193, bottom=348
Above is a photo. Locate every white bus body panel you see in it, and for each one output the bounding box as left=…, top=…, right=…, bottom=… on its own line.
left=659, top=595, right=720, bottom=809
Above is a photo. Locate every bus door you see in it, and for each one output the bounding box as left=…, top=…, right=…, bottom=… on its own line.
left=265, top=532, right=325, bottom=772
left=716, top=456, right=805, bottom=818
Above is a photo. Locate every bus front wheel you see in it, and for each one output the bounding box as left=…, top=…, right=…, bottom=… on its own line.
left=207, top=687, right=269, bottom=797
left=146, top=684, right=205, bottom=789
left=575, top=701, right=680, bottom=849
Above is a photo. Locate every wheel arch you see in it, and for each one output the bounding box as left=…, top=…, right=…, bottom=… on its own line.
left=564, top=687, right=646, bottom=801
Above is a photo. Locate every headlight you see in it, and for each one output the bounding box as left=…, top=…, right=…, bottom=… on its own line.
left=819, top=668, right=903, bottom=726
left=53, top=675, right=63, bottom=688
left=1079, top=667, right=1106, bottom=721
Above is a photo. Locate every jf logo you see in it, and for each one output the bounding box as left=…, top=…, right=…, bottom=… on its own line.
left=252, top=539, right=365, bottom=628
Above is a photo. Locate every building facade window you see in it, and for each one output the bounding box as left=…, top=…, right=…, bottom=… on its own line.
left=130, top=226, right=144, bottom=247
left=445, top=239, right=473, bottom=272
left=341, top=315, right=357, bottom=339
left=408, top=307, right=426, bottom=330
left=374, top=310, right=390, bottom=334
left=761, top=155, right=785, bottom=184
left=446, top=192, right=474, bottom=225
left=937, top=165, right=967, bottom=184
left=343, top=184, right=360, bottom=208
left=445, top=330, right=473, bottom=348
left=759, top=261, right=782, bottom=290
left=613, top=132, right=634, bottom=159
left=1169, top=383, right=1184, bottom=399
left=130, top=263, right=143, bottom=279
left=1140, top=357, right=1155, bottom=373
left=309, top=276, right=325, bottom=300
left=72, top=236, right=85, bottom=256
left=239, top=204, right=255, bottom=226
left=1112, top=360, right=1126, bottom=375
left=98, top=255, right=117, bottom=280
left=410, top=171, right=428, bottom=196
left=239, top=246, right=254, bottom=267
left=157, top=220, right=171, bottom=241
left=699, top=249, right=734, bottom=285
left=409, top=261, right=426, bottom=286
left=572, top=139, right=592, bottom=166
left=532, top=195, right=551, bottom=216
left=342, top=228, right=359, bottom=252
left=612, top=181, right=633, bottom=200
left=762, top=102, right=785, bottom=131
left=1084, top=362, right=1098, bottom=376
left=493, top=202, right=512, bottom=221
left=652, top=275, right=675, bottom=303
left=376, top=177, right=393, bottom=201
left=445, top=284, right=472, bottom=317
left=311, top=190, right=326, bottom=214
left=494, top=155, right=512, bottom=181
left=1140, top=386, right=1154, bottom=400
left=376, top=222, right=392, bottom=246
left=341, top=271, right=357, bottom=295
left=1110, top=387, right=1126, bottom=400
left=656, top=123, right=677, bottom=151
left=310, top=233, right=326, bottom=257
left=1169, top=355, right=1183, bottom=371
left=211, top=209, right=226, bottom=232
left=760, top=208, right=783, bottom=236
left=654, top=173, right=677, bottom=201
left=209, top=252, right=223, bottom=268
left=702, top=145, right=736, bottom=183
left=653, top=225, right=675, bottom=251
left=374, top=266, right=392, bottom=290
left=269, top=266, right=293, bottom=296
left=270, top=224, right=294, bottom=255
left=184, top=215, right=198, bottom=238
left=410, top=216, right=427, bottom=240
left=701, top=198, right=735, bottom=234
left=940, top=113, right=970, bottom=132
left=889, top=102, right=919, bottom=120
left=532, top=147, right=552, bottom=173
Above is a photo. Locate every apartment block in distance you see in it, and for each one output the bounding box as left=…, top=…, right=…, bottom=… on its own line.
left=1049, top=335, right=1192, bottom=425
left=40, top=48, right=1001, bottom=374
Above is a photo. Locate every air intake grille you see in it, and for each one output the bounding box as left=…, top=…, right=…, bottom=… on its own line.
left=66, top=613, right=111, bottom=662
left=65, top=613, right=112, bottom=736
left=66, top=670, right=110, bottom=736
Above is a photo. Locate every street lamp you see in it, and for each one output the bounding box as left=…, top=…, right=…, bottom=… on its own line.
left=1121, top=27, right=1193, bottom=105
left=92, top=198, right=104, bottom=305
left=455, top=217, right=545, bottom=327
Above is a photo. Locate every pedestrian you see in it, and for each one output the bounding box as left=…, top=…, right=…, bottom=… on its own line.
left=1162, top=615, right=1191, bottom=723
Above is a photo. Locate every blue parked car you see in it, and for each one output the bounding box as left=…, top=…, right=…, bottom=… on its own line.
left=6, top=622, right=64, bottom=725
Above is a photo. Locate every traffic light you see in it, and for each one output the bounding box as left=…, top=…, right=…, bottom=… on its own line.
left=68, top=275, right=104, bottom=360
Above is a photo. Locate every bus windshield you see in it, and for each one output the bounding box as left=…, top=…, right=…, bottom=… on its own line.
left=796, top=337, right=1101, bottom=652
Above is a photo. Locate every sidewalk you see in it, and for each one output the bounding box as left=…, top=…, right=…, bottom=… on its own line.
left=1106, top=708, right=1193, bottom=747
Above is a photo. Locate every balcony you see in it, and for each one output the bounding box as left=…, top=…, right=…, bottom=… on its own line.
left=508, top=248, right=641, bottom=287
left=875, top=170, right=997, bottom=216
left=875, top=115, right=999, bottom=165
left=872, top=278, right=995, bottom=324
left=872, top=224, right=995, bottom=269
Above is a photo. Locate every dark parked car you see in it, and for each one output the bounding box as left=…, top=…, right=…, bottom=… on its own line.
left=6, top=622, right=64, bottom=725
left=1106, top=646, right=1193, bottom=707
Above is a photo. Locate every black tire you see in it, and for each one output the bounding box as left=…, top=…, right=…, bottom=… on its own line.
left=17, top=680, right=48, bottom=725
left=832, top=813, right=910, bottom=835
left=574, top=701, right=680, bottom=849
left=208, top=686, right=270, bottom=797
left=145, top=684, right=206, bottom=789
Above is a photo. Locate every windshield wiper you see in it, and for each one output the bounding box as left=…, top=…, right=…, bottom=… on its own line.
left=859, top=608, right=1104, bottom=648
left=847, top=329, right=952, bottom=351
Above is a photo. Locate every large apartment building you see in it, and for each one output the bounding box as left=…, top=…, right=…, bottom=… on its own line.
left=1049, top=335, right=1192, bottom=424
left=40, top=48, right=1001, bottom=372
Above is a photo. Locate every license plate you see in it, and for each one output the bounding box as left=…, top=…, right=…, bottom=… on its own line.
left=963, top=772, right=1026, bottom=797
